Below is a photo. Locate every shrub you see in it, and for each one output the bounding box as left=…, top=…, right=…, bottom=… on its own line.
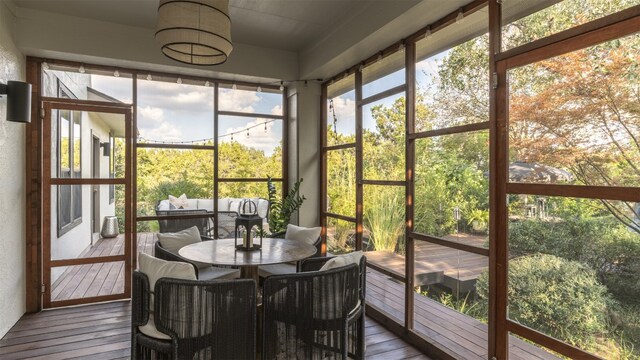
left=363, top=187, right=405, bottom=252
left=476, top=254, right=612, bottom=350
left=508, top=217, right=640, bottom=305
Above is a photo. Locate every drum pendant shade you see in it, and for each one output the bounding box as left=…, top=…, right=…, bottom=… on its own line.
left=156, top=0, right=233, bottom=65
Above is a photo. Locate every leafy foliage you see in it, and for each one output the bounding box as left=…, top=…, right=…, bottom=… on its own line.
left=363, top=186, right=405, bottom=252
left=477, top=254, right=612, bottom=351
left=509, top=216, right=640, bottom=306
left=267, top=177, right=305, bottom=235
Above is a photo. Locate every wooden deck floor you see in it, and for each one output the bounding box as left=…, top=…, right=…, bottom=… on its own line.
left=0, top=301, right=431, bottom=360
left=51, top=233, right=156, bottom=302
left=366, top=269, right=559, bottom=360
left=45, top=232, right=555, bottom=359
left=366, top=233, right=488, bottom=292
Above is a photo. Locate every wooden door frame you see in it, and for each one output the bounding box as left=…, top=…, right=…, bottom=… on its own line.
left=42, top=99, right=133, bottom=308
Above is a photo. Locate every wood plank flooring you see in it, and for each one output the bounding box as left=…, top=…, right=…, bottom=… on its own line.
left=366, top=269, right=559, bottom=360
left=0, top=301, right=431, bottom=360
left=41, top=232, right=555, bottom=359
left=51, top=233, right=156, bottom=302
left=366, top=233, right=488, bottom=292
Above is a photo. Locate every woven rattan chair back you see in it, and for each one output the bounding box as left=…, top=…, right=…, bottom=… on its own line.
left=132, top=271, right=256, bottom=359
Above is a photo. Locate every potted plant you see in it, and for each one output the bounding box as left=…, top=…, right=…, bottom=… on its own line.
left=266, top=176, right=306, bottom=237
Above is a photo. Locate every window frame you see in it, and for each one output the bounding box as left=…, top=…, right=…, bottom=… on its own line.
left=56, top=82, right=83, bottom=237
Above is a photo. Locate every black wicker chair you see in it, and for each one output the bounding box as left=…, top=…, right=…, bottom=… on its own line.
left=262, top=262, right=361, bottom=360
left=154, top=239, right=239, bottom=280
left=132, top=271, right=256, bottom=360
left=299, top=255, right=367, bottom=359
left=156, top=208, right=212, bottom=236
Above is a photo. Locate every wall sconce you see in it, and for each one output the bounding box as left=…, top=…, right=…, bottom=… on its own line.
left=100, top=142, right=111, bottom=156
left=0, top=81, right=32, bottom=123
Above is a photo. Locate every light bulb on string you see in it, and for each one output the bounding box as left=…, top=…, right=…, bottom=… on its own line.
left=231, top=134, right=233, bottom=141
left=204, top=81, right=210, bottom=87
left=246, top=129, right=250, bottom=137
left=279, top=82, right=284, bottom=91
left=424, top=27, right=432, bottom=39
left=232, top=83, right=237, bottom=90
left=147, top=74, right=152, bottom=81
left=456, top=9, right=464, bottom=24
left=79, top=65, right=86, bottom=74
left=114, top=69, right=120, bottom=77
left=264, top=122, right=268, bottom=132
left=177, top=77, right=182, bottom=84
left=42, top=61, right=49, bottom=71
left=257, top=85, right=262, bottom=93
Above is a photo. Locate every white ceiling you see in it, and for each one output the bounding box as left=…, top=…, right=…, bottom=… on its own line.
left=10, top=0, right=415, bottom=52
left=8, top=0, right=515, bottom=82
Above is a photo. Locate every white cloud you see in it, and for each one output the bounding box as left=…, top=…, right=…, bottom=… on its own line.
left=271, top=105, right=283, bottom=116
left=137, top=106, right=183, bottom=142
left=330, top=96, right=356, bottom=125
left=219, top=88, right=259, bottom=113
left=176, top=90, right=209, bottom=104
left=222, top=118, right=280, bottom=155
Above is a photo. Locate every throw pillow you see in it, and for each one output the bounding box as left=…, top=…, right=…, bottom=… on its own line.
left=285, top=224, right=321, bottom=246
left=168, top=193, right=189, bottom=209
left=320, top=251, right=363, bottom=271
left=137, top=253, right=196, bottom=340
left=156, top=226, right=209, bottom=270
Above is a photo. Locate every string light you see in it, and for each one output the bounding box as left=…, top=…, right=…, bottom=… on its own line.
left=42, top=61, right=49, bottom=71
left=424, top=27, right=432, bottom=39
left=456, top=9, right=464, bottom=24
left=137, top=119, right=278, bottom=145
left=146, top=74, right=153, bottom=81
left=358, top=63, right=364, bottom=72
left=78, top=65, right=86, bottom=74
left=232, top=83, right=237, bottom=90
left=177, top=77, right=182, bottom=84
left=329, top=99, right=338, bottom=135
left=257, top=85, right=262, bottom=93
left=399, top=42, right=405, bottom=51
left=204, top=80, right=210, bottom=87
left=279, top=81, right=284, bottom=91
left=264, top=122, right=267, bottom=132
left=114, top=69, right=120, bottom=77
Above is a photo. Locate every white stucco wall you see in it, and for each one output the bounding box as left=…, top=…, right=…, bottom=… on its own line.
left=290, top=82, right=321, bottom=227
left=0, top=0, right=27, bottom=339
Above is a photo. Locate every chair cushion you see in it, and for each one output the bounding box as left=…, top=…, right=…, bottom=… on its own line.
left=320, top=251, right=363, bottom=271
left=168, top=194, right=189, bottom=209
left=229, top=198, right=242, bottom=213
left=218, top=198, right=230, bottom=211
left=157, top=200, right=171, bottom=211
left=156, top=227, right=210, bottom=270
left=197, top=199, right=214, bottom=211
left=258, top=263, right=297, bottom=278
left=138, top=253, right=196, bottom=340
left=285, top=224, right=321, bottom=246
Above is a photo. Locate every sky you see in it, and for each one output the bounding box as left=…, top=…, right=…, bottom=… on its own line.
left=87, top=46, right=449, bottom=155
left=89, top=76, right=283, bottom=156
left=328, top=49, right=447, bottom=137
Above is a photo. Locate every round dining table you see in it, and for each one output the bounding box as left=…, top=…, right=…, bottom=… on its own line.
left=178, top=238, right=317, bottom=285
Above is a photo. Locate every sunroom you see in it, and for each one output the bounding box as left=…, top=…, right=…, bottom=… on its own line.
left=0, top=0, right=639, bottom=359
